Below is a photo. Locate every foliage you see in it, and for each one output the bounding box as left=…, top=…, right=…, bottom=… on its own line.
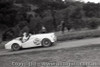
left=87, top=18, right=100, bottom=29
left=0, top=1, right=18, bottom=27
left=34, top=1, right=66, bottom=31
left=2, top=0, right=100, bottom=40
left=83, top=2, right=100, bottom=17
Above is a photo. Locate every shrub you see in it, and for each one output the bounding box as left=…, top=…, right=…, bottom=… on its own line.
left=87, top=18, right=100, bottom=29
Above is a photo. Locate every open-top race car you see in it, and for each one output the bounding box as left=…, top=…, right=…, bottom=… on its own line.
left=5, top=33, right=57, bottom=51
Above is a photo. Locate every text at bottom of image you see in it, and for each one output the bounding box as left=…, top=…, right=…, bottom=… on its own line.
left=12, top=61, right=100, bottom=67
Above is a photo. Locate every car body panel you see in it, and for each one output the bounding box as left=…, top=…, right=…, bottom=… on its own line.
left=5, top=39, right=22, bottom=49
left=5, top=33, right=57, bottom=50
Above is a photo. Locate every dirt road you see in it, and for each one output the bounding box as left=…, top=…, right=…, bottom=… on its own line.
left=0, top=37, right=100, bottom=56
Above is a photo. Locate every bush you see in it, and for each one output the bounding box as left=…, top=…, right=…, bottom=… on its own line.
left=86, top=18, right=100, bottom=29
left=88, top=21, right=98, bottom=29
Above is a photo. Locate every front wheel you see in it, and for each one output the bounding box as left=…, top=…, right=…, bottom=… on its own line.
left=11, top=43, right=21, bottom=51
left=41, top=38, right=52, bottom=47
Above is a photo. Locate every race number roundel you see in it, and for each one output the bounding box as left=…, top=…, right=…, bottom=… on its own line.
left=33, top=38, right=41, bottom=45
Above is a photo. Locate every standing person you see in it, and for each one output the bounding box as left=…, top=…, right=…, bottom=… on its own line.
left=40, top=26, right=47, bottom=33
left=61, top=21, right=66, bottom=34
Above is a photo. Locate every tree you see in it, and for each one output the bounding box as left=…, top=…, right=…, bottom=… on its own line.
left=83, top=2, right=100, bottom=17
left=0, top=1, right=18, bottom=27
left=27, top=16, right=42, bottom=34
left=70, top=6, right=84, bottom=29
left=64, top=5, right=76, bottom=31
left=34, top=1, right=66, bottom=31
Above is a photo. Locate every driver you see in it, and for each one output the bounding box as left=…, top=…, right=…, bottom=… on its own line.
left=22, top=32, right=31, bottom=43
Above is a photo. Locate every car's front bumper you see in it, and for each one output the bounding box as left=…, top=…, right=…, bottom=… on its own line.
left=5, top=44, right=11, bottom=49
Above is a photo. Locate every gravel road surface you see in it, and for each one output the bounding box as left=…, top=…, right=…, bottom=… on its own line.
left=0, top=37, right=100, bottom=56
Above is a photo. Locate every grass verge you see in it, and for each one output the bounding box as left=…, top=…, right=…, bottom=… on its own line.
left=56, top=29, right=100, bottom=41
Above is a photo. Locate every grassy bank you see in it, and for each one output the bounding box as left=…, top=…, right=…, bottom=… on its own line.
left=56, top=29, right=100, bottom=41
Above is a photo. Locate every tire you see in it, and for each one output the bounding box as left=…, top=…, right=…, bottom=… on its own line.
left=41, top=38, right=52, bottom=47
left=11, top=43, right=21, bottom=51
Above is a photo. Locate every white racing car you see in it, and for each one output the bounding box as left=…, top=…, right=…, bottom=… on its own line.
left=5, top=33, right=57, bottom=51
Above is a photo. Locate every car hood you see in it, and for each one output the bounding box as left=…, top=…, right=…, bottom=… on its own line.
left=6, top=37, right=22, bottom=45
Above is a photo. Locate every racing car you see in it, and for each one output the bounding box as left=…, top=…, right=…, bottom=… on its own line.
left=5, top=33, right=57, bottom=51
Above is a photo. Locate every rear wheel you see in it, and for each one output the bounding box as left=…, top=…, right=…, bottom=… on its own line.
left=11, top=43, right=21, bottom=51
left=41, top=38, right=52, bottom=47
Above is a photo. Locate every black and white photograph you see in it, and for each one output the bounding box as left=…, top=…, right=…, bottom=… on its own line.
left=0, top=0, right=100, bottom=67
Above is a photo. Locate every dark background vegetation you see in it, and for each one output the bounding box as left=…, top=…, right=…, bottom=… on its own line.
left=1, top=0, right=100, bottom=41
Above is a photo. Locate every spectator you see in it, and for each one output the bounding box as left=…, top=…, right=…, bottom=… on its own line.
left=61, top=21, right=65, bottom=34
left=40, top=26, right=47, bottom=33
